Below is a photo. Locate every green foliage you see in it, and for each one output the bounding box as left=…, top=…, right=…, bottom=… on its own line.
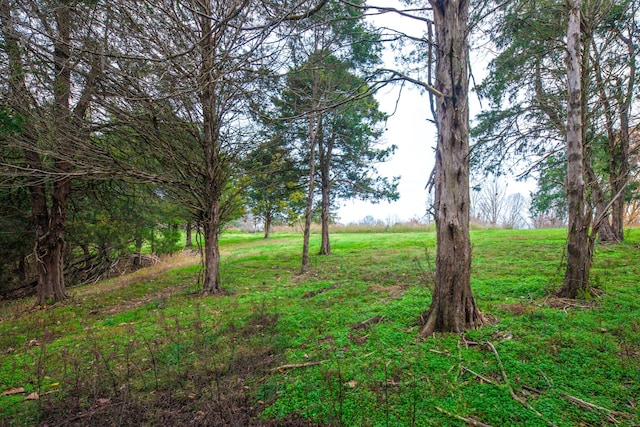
left=1, top=229, right=639, bottom=425
left=244, top=137, right=306, bottom=229
left=154, top=226, right=182, bottom=255
left=529, top=153, right=567, bottom=225
left=0, top=109, right=25, bottom=135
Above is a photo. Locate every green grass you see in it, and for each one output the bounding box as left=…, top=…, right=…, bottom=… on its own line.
left=0, top=228, right=639, bottom=426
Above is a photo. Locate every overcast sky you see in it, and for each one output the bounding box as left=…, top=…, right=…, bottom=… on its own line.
left=337, top=84, right=435, bottom=224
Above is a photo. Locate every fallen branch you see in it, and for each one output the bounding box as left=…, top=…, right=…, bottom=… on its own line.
left=461, top=365, right=498, bottom=386
left=435, top=406, right=494, bottom=427
left=269, top=360, right=328, bottom=372
left=485, top=341, right=556, bottom=427
left=560, top=393, right=635, bottom=419
left=351, top=315, right=386, bottom=330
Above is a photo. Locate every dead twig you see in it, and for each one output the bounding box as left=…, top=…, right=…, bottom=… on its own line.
left=269, top=360, right=328, bottom=372
left=461, top=365, right=498, bottom=386
left=351, top=315, right=386, bottom=330
left=435, top=406, right=494, bottom=427
left=560, top=393, right=636, bottom=419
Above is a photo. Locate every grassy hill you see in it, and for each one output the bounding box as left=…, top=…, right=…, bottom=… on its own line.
left=1, top=228, right=639, bottom=426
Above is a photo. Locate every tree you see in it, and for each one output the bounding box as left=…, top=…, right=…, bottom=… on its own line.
left=472, top=0, right=639, bottom=244
left=99, top=0, right=293, bottom=294
left=244, top=138, right=305, bottom=239
left=557, top=0, right=590, bottom=298
left=420, top=0, right=485, bottom=335
left=273, top=0, right=391, bottom=270
left=0, top=0, right=106, bottom=305
left=475, top=177, right=507, bottom=226
left=503, top=193, right=529, bottom=229
left=314, top=64, right=398, bottom=255
left=530, top=154, right=568, bottom=227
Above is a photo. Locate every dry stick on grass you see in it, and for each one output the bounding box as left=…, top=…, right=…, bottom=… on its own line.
left=561, top=393, right=636, bottom=420
left=269, top=360, right=328, bottom=372
left=460, top=365, right=498, bottom=386
left=484, top=341, right=556, bottom=427
left=435, top=406, right=494, bottom=427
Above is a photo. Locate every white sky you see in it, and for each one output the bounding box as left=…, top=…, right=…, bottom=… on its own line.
left=337, top=85, right=435, bottom=224
left=336, top=3, right=535, bottom=225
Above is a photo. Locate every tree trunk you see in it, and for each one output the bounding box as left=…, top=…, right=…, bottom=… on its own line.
left=32, top=190, right=68, bottom=305
left=420, top=0, right=484, bottom=336
left=558, top=0, right=591, bottom=298
left=198, top=1, right=224, bottom=295
left=264, top=211, right=272, bottom=239
left=319, top=132, right=334, bottom=256
left=202, top=216, right=222, bottom=294
left=584, top=155, right=617, bottom=242
left=2, top=0, right=72, bottom=305
left=611, top=77, right=632, bottom=242
left=302, top=114, right=320, bottom=273
left=185, top=222, right=193, bottom=247
left=133, top=237, right=143, bottom=267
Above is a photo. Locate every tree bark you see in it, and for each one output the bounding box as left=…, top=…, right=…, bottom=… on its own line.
left=420, top=0, right=484, bottom=336
left=185, top=222, right=193, bottom=247
left=558, top=0, right=591, bottom=298
left=198, top=0, right=225, bottom=294
left=319, top=131, right=334, bottom=256
left=264, top=211, right=272, bottom=239
left=202, top=215, right=222, bottom=294
left=1, top=0, right=72, bottom=305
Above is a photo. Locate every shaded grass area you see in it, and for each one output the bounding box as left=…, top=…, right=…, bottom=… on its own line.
left=0, top=229, right=639, bottom=426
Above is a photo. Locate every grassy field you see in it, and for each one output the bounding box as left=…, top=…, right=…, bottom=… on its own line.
left=0, top=228, right=639, bottom=426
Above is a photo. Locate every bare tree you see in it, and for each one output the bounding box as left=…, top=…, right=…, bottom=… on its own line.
left=503, top=193, right=528, bottom=229
left=476, top=177, right=507, bottom=226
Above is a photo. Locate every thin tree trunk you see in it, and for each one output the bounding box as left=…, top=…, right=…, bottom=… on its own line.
left=558, top=0, right=591, bottom=298
left=133, top=237, right=143, bottom=267
left=591, top=39, right=620, bottom=243
left=611, top=76, right=632, bottom=241
left=264, top=211, right=272, bottom=239
left=319, top=132, right=334, bottom=256
left=420, top=0, right=484, bottom=336
left=302, top=114, right=320, bottom=273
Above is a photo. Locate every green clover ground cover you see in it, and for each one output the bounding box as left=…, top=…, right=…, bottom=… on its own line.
left=0, top=228, right=638, bottom=426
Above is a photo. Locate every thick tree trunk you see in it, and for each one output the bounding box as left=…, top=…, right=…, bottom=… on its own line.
left=2, top=0, right=72, bottom=305
left=420, top=0, right=484, bottom=336
left=558, top=0, right=591, bottom=298
left=202, top=216, right=222, bottom=294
